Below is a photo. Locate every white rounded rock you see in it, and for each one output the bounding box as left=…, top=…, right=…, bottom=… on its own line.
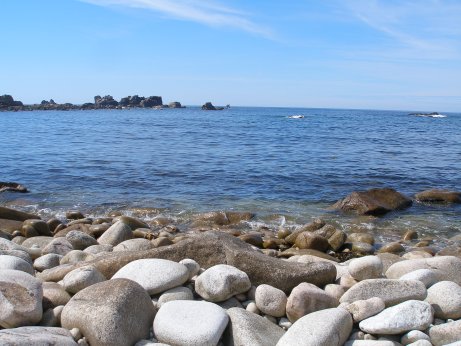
left=97, top=221, right=132, bottom=246
left=179, top=258, right=201, bottom=280
left=113, top=238, right=152, bottom=252
left=276, top=308, right=352, bottom=346
left=63, top=265, right=106, bottom=294
left=344, top=297, right=385, bottom=322
left=0, top=326, right=77, bottom=345
left=34, top=253, right=63, bottom=271
left=425, top=281, right=461, bottom=319
left=400, top=268, right=443, bottom=287
left=0, top=254, right=34, bottom=275
left=401, top=330, right=431, bottom=345
left=359, top=300, right=434, bottom=334
left=112, top=259, right=189, bottom=295
left=153, top=300, right=229, bottom=346
left=195, top=264, right=251, bottom=302
left=255, top=284, right=287, bottom=317
left=0, top=269, right=43, bottom=328
left=348, top=256, right=383, bottom=281
left=157, top=286, right=194, bottom=308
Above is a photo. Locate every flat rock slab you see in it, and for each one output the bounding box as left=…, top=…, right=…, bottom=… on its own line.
left=38, top=231, right=337, bottom=293
left=276, top=308, right=352, bottom=346
left=0, top=326, right=77, bottom=345
left=61, top=278, right=155, bottom=346
left=154, top=300, right=229, bottom=346
left=359, top=300, right=433, bottom=334
left=112, top=258, right=189, bottom=295
left=225, top=307, right=285, bottom=346
left=340, top=279, right=427, bottom=307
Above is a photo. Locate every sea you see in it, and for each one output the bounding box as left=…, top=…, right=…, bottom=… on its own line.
left=1, top=107, right=460, bottom=245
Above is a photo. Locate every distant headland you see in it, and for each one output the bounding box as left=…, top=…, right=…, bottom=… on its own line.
left=0, top=94, right=227, bottom=112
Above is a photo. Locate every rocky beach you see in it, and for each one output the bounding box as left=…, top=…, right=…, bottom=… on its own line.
left=1, top=187, right=461, bottom=345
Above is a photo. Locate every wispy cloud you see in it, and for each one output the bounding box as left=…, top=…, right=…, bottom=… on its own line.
left=344, top=0, right=461, bottom=59
left=79, top=0, right=274, bottom=39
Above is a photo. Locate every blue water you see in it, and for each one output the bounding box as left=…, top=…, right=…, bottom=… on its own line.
left=1, top=107, right=460, bottom=240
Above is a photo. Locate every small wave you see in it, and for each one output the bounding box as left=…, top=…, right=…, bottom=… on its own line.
left=288, top=115, right=304, bottom=119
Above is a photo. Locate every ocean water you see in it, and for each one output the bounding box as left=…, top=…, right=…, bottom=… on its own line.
left=1, top=107, right=460, bottom=242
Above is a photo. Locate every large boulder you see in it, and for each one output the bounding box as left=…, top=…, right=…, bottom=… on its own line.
left=201, top=102, right=224, bottom=110
left=38, top=231, right=336, bottom=293
left=94, top=95, right=118, bottom=107
left=0, top=269, right=43, bottom=328
left=140, top=96, right=163, bottom=108
left=415, top=189, right=461, bottom=203
left=332, top=188, right=412, bottom=216
left=61, top=278, right=155, bottom=346
left=0, top=95, right=23, bottom=107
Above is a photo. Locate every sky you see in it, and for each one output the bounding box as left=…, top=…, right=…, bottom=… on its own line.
left=1, top=0, right=461, bottom=111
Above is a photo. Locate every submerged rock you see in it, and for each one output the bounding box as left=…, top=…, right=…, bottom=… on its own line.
left=0, top=182, right=28, bottom=193
left=332, top=188, right=412, bottom=216
left=415, top=189, right=461, bottom=203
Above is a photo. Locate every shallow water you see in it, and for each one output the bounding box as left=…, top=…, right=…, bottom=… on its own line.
left=1, top=107, right=460, bottom=241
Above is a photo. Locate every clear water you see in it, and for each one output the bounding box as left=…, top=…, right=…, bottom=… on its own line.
left=1, top=107, right=460, bottom=242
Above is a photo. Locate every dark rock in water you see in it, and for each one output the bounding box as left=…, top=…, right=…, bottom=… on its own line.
left=202, top=102, right=224, bottom=110
left=0, top=94, right=23, bottom=108
left=415, top=189, right=461, bottom=204
left=119, top=96, right=130, bottom=107
left=140, top=96, right=163, bottom=108
left=0, top=182, right=28, bottom=193
left=128, top=95, right=144, bottom=106
left=37, top=231, right=336, bottom=293
left=0, top=207, right=40, bottom=222
left=94, top=95, right=118, bottom=108
left=168, top=101, right=184, bottom=108
left=332, top=188, right=412, bottom=216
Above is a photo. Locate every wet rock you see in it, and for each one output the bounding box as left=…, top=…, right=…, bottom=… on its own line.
left=61, top=279, right=155, bottom=346
left=415, top=189, right=461, bottom=204
left=38, top=231, right=337, bottom=293
left=428, top=320, right=461, bottom=346
left=437, top=245, right=461, bottom=257
left=425, top=281, right=461, bottom=319
left=225, top=307, right=285, bottom=346
left=21, top=219, right=52, bottom=237
left=332, top=188, right=412, bottom=216
left=378, top=242, right=405, bottom=254
left=195, top=264, right=251, bottom=302
left=403, top=230, right=419, bottom=241
left=349, top=241, right=376, bottom=254
left=66, top=211, right=85, bottom=220
left=359, top=300, right=433, bottom=334
left=286, top=282, right=339, bottom=322
left=386, top=256, right=461, bottom=285
left=0, top=218, right=23, bottom=234
left=347, top=232, right=375, bottom=245
left=277, top=308, right=352, bottom=346
left=239, top=233, right=264, bottom=248
left=295, top=232, right=330, bottom=251
left=116, top=215, right=150, bottom=230
left=0, top=254, right=35, bottom=275
left=112, top=258, right=189, bottom=295
left=0, top=206, right=40, bottom=222
left=348, top=256, right=383, bottom=281
left=97, top=221, right=132, bottom=246
left=255, top=284, right=287, bottom=317
left=285, top=219, right=326, bottom=245
left=0, top=326, right=77, bottom=345
left=0, top=181, right=28, bottom=193
left=340, top=279, right=427, bottom=306
left=0, top=269, right=43, bottom=328
left=402, top=250, right=433, bottom=260
left=63, top=265, right=106, bottom=294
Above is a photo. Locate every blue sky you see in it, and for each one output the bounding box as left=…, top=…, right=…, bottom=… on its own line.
left=1, top=0, right=461, bottom=111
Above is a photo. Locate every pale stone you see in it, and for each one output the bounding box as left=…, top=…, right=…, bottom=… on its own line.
left=42, top=282, right=71, bottom=310
left=42, top=237, right=74, bottom=256
left=153, top=300, right=229, bottom=346
left=429, top=320, right=461, bottom=346
left=359, top=300, right=433, bottom=334
left=97, top=221, right=133, bottom=246
left=112, top=259, right=189, bottom=295
left=344, top=297, right=385, bottom=322
left=0, top=269, right=43, bottom=328
left=34, top=253, right=63, bottom=271
left=66, top=231, right=98, bottom=250
left=157, top=286, right=194, bottom=308
left=113, top=238, right=152, bottom=251
left=60, top=250, right=94, bottom=265
left=324, top=284, right=345, bottom=300
left=225, top=307, right=285, bottom=346
left=39, top=305, right=64, bottom=327
left=344, top=341, right=400, bottom=346
left=61, top=279, right=155, bottom=346
left=0, top=254, right=34, bottom=275
left=245, top=301, right=260, bottom=314
left=401, top=330, right=431, bottom=345
left=400, top=269, right=443, bottom=288
left=340, top=279, right=427, bottom=306
left=0, top=326, right=77, bottom=345
left=349, top=256, right=383, bottom=281
left=277, top=308, right=352, bottom=346
left=425, top=281, right=461, bottom=319
left=63, top=265, right=106, bottom=294
left=255, top=284, right=287, bottom=317
left=179, top=258, right=201, bottom=280
left=83, top=244, right=113, bottom=255
left=286, top=282, right=339, bottom=322
left=195, top=264, right=251, bottom=302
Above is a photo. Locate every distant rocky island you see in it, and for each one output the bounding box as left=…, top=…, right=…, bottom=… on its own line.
left=0, top=94, right=227, bottom=112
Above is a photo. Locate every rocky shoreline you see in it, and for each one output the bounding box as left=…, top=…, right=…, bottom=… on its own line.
left=1, top=187, right=461, bottom=345
left=0, top=94, right=227, bottom=112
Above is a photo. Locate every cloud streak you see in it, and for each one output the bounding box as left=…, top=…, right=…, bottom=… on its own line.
left=79, top=0, right=274, bottom=38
